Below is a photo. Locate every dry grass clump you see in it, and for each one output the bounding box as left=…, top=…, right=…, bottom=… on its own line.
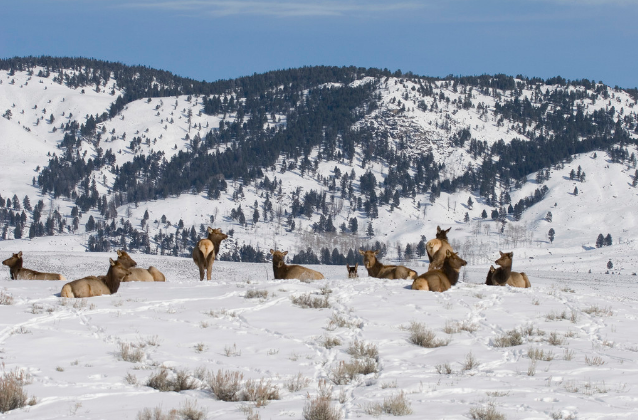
left=547, top=332, right=566, bottom=346
left=545, top=310, right=578, bottom=323
left=224, top=343, right=242, bottom=357
left=444, top=319, right=479, bottom=334
left=461, top=352, right=480, bottom=372
left=204, top=308, right=237, bottom=318
left=302, top=380, right=341, bottom=420
left=582, top=305, right=613, bottom=317
left=0, top=290, right=14, bottom=306
left=407, top=322, right=450, bottom=348
left=364, top=391, right=413, bottom=416
left=146, top=368, right=198, bottom=392
left=178, top=400, right=206, bottom=420
left=585, top=355, right=605, bottom=366
left=285, top=372, right=311, bottom=392
left=0, top=369, right=35, bottom=413
left=469, top=401, right=505, bottom=420
left=320, top=335, right=342, bottom=349
left=291, top=293, right=330, bottom=309
left=118, top=342, right=145, bottom=363
left=330, top=358, right=378, bottom=385
left=527, top=347, right=555, bottom=361
left=207, top=370, right=243, bottom=401
left=242, top=378, right=280, bottom=406
left=326, top=312, right=359, bottom=330
left=346, top=339, right=379, bottom=361
left=245, top=289, right=268, bottom=299
left=493, top=329, right=523, bottom=348
left=136, top=401, right=206, bottom=420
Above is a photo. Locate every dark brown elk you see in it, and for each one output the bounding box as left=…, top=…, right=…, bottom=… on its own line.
left=270, top=249, right=325, bottom=281
left=2, top=251, right=65, bottom=280
left=60, top=258, right=130, bottom=298
left=192, top=227, right=228, bottom=281
left=358, top=250, right=417, bottom=280
left=487, top=251, right=531, bottom=288
left=426, top=226, right=453, bottom=270
left=485, top=265, right=496, bottom=285
left=347, top=263, right=358, bottom=278
left=115, top=250, right=165, bottom=282
left=411, top=250, right=467, bottom=292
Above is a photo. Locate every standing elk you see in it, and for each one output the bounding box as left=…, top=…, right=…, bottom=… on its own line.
left=358, top=249, right=417, bottom=280
left=486, top=251, right=531, bottom=288
left=412, top=250, right=467, bottom=292
left=60, top=258, right=130, bottom=298
left=347, top=263, right=358, bottom=278
left=115, top=250, right=165, bottom=282
left=270, top=249, right=324, bottom=281
left=2, top=251, right=65, bottom=280
left=426, top=226, right=453, bottom=270
left=192, top=227, right=228, bottom=281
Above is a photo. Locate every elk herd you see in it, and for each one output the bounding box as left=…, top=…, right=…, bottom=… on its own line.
left=2, top=225, right=530, bottom=298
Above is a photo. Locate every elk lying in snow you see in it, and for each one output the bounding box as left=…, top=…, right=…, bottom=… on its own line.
left=192, top=227, right=228, bottom=281
left=426, top=226, right=454, bottom=270
left=270, top=249, right=325, bottom=281
left=60, top=258, right=129, bottom=298
left=411, top=250, right=467, bottom=292
left=115, top=250, right=165, bottom=282
left=2, top=251, right=66, bottom=280
left=347, top=263, right=359, bottom=278
left=358, top=249, right=417, bottom=280
left=486, top=251, right=531, bottom=288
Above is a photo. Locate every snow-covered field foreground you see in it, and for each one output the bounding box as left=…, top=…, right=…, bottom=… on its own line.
left=1, top=252, right=637, bottom=420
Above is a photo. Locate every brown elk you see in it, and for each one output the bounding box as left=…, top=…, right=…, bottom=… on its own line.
left=115, top=250, right=165, bottom=282
left=347, top=263, right=358, bottom=278
left=358, top=249, right=417, bottom=280
left=192, top=227, right=228, bottom=281
left=486, top=251, right=531, bottom=288
left=60, top=258, right=130, bottom=298
left=426, top=226, right=453, bottom=270
left=411, top=250, right=467, bottom=292
left=2, top=251, right=66, bottom=280
left=270, top=249, right=325, bottom=281
left=485, top=265, right=496, bottom=285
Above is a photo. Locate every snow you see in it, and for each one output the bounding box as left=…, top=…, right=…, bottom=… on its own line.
left=0, top=251, right=637, bottom=419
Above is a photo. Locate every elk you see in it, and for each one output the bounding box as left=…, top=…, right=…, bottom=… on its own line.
left=347, top=263, right=358, bottom=278
left=192, top=227, right=228, bottom=281
left=358, top=249, right=417, bottom=280
left=115, top=250, right=165, bottom=282
left=411, top=250, right=467, bottom=292
left=426, top=226, right=453, bottom=270
left=270, top=249, right=324, bottom=281
left=2, top=251, right=65, bottom=280
left=486, top=251, right=531, bottom=288
left=485, top=265, right=496, bottom=285
left=60, top=258, right=130, bottom=298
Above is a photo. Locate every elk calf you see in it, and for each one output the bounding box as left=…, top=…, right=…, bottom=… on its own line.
left=347, top=263, right=358, bottom=278
left=2, top=251, right=65, bottom=280
left=270, top=249, right=324, bottom=281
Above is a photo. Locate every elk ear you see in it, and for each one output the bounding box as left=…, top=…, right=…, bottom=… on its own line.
left=109, top=258, right=116, bottom=266
left=355, top=263, right=358, bottom=269
left=117, top=250, right=123, bottom=257
left=207, top=227, right=213, bottom=234
left=283, top=251, right=288, bottom=256
left=445, top=227, right=451, bottom=233
left=358, top=249, right=365, bottom=255
left=269, top=249, right=275, bottom=255
left=508, top=252, right=514, bottom=258
left=17, top=251, right=23, bottom=258
left=499, top=251, right=504, bottom=256
left=446, top=249, right=452, bottom=257
left=436, top=226, right=441, bottom=233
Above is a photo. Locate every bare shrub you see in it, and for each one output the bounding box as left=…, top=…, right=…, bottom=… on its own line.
left=493, top=329, right=523, bottom=348
left=435, top=363, right=453, bottom=375
left=563, top=348, right=575, bottom=361
left=547, top=332, right=565, bottom=346
left=583, top=305, right=613, bottom=317
left=444, top=320, right=478, bottom=334
left=364, top=391, right=412, bottom=416
left=407, top=322, right=450, bottom=348
left=207, top=370, right=243, bottom=401
left=346, top=339, right=379, bottom=361
left=302, top=381, right=341, bottom=420
left=241, top=378, right=280, bottom=406
left=240, top=405, right=261, bottom=420
left=118, top=342, right=145, bottom=363
left=146, top=368, right=197, bottom=392
left=224, top=343, right=241, bottom=357
left=125, top=372, right=138, bottom=385
left=485, top=391, right=509, bottom=397
left=320, top=336, right=342, bottom=349
left=136, top=406, right=179, bottom=420
left=330, top=358, right=378, bottom=385
left=0, top=290, right=13, bottom=306
left=285, top=372, right=311, bottom=392
left=319, top=286, right=332, bottom=295
left=527, top=360, right=537, bottom=376
left=205, top=308, right=237, bottom=318
left=179, top=400, right=206, bottom=420
left=469, top=402, right=505, bottom=420
left=585, top=355, right=605, bottom=366
left=291, top=293, right=330, bottom=309
left=326, top=312, right=359, bottom=330
left=381, top=380, right=397, bottom=389
left=245, top=289, right=268, bottom=299
left=194, top=343, right=206, bottom=353
left=462, top=352, right=480, bottom=372
left=527, top=347, right=554, bottom=361
left=0, top=369, right=31, bottom=413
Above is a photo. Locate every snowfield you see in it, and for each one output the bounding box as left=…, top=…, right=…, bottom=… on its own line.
left=1, top=251, right=637, bottom=419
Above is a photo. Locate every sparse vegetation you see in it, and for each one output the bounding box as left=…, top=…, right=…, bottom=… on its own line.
left=206, top=370, right=243, bottom=401
left=346, top=339, right=379, bottom=361
left=462, top=352, right=480, bottom=372
left=330, top=358, right=378, bottom=385
left=493, top=329, right=523, bottom=347
left=118, top=342, right=145, bottom=363
left=291, top=293, right=330, bottom=309
left=0, top=291, right=14, bottom=306
left=583, top=305, right=613, bottom=317
left=527, top=347, right=554, bottom=361
left=435, top=363, right=453, bottom=375
left=302, top=380, right=341, bottom=420
left=326, top=312, right=359, bottom=330
left=285, top=373, right=311, bottom=392
left=146, top=368, right=197, bottom=392
left=469, top=402, right=505, bottom=420
left=0, top=369, right=32, bottom=413
left=547, top=331, right=566, bottom=346
left=585, top=355, right=605, bottom=366
left=364, top=391, right=413, bottom=416
left=320, top=335, right=342, bottom=349
left=242, top=378, right=280, bottom=406
left=407, top=322, right=450, bottom=348
left=245, top=289, right=268, bottom=299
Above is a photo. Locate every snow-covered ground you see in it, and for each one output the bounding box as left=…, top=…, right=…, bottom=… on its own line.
left=1, top=251, right=637, bottom=419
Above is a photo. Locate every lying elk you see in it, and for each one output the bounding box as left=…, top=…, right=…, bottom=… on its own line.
left=2, top=251, right=66, bottom=280
left=192, top=227, right=228, bottom=281
left=486, top=251, right=531, bottom=288
left=115, top=250, right=165, bottom=282
left=412, top=250, right=467, bottom=292
left=426, top=226, right=453, bottom=270
left=270, top=249, right=325, bottom=281
left=358, top=249, right=417, bottom=280
left=347, top=263, right=359, bottom=278
left=60, top=258, right=130, bottom=298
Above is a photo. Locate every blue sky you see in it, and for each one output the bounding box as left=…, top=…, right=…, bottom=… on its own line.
left=1, top=0, right=637, bottom=88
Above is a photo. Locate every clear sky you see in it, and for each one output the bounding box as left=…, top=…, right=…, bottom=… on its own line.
left=1, top=0, right=637, bottom=88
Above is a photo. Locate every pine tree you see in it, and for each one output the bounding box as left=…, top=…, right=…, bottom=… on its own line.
left=573, top=186, right=578, bottom=195
left=604, top=233, right=612, bottom=246
left=481, top=209, right=487, bottom=219
left=467, top=197, right=473, bottom=209
left=545, top=211, right=552, bottom=222
left=596, top=233, right=604, bottom=248
left=607, top=260, right=613, bottom=269
left=366, top=221, right=374, bottom=237
left=348, top=217, right=358, bottom=234
left=548, top=228, right=555, bottom=243
left=464, top=212, right=470, bottom=223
